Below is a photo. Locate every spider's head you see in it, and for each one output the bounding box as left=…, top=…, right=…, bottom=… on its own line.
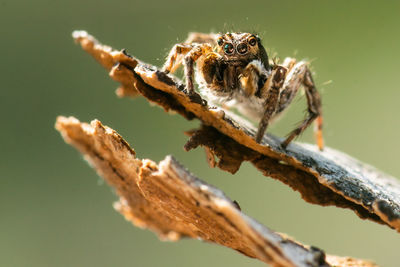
left=216, top=32, right=269, bottom=68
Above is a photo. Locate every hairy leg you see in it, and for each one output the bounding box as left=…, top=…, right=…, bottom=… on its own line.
left=163, top=32, right=218, bottom=74
left=278, top=63, right=323, bottom=150
left=183, top=43, right=213, bottom=94
left=275, top=60, right=306, bottom=115
left=162, top=44, right=193, bottom=74
left=255, top=66, right=287, bottom=143
left=281, top=57, right=297, bottom=69
left=185, top=32, right=219, bottom=45
left=162, top=43, right=212, bottom=94
left=303, top=69, right=323, bottom=150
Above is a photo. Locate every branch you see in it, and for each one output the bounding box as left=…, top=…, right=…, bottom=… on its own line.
left=72, top=30, right=400, bottom=233
left=55, top=116, right=377, bottom=267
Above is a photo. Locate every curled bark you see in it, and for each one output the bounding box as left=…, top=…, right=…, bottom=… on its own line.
left=56, top=116, right=377, bottom=267
left=72, top=30, right=400, bottom=233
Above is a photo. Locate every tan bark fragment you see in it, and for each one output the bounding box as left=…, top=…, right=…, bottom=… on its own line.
left=56, top=116, right=377, bottom=267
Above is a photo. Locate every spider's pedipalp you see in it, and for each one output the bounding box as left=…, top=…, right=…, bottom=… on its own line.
left=197, top=52, right=222, bottom=85
left=239, top=60, right=266, bottom=97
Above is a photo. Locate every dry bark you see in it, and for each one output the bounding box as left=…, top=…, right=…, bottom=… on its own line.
left=55, top=116, right=377, bottom=267
left=72, top=30, right=400, bottom=233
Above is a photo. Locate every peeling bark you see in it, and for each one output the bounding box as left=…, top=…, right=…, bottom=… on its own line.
left=72, top=30, right=400, bottom=233
left=56, top=116, right=377, bottom=267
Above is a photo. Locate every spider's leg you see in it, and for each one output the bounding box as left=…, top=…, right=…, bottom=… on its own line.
left=281, top=57, right=297, bottom=69
left=280, top=63, right=323, bottom=150
left=255, top=66, right=287, bottom=143
left=274, top=60, right=305, bottom=116
left=183, top=43, right=213, bottom=94
left=162, top=44, right=193, bottom=74
left=163, top=32, right=217, bottom=73
left=185, top=32, right=219, bottom=45
left=304, top=69, right=324, bottom=150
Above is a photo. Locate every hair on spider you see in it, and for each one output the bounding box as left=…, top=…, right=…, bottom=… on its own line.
left=162, top=31, right=324, bottom=150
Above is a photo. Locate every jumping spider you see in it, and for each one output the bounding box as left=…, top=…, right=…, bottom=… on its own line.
left=162, top=32, right=324, bottom=150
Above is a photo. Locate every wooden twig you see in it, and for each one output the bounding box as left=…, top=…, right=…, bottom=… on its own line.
left=72, top=30, right=400, bottom=233
left=55, top=116, right=377, bottom=267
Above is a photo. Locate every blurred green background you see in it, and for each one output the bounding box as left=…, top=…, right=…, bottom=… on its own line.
left=1, top=0, right=400, bottom=266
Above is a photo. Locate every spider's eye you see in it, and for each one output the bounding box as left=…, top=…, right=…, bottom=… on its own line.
left=217, top=37, right=223, bottom=46
left=224, top=43, right=234, bottom=54
left=237, top=43, right=248, bottom=54
left=248, top=37, right=257, bottom=46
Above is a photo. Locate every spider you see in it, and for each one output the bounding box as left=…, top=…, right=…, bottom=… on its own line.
left=162, top=32, right=324, bottom=150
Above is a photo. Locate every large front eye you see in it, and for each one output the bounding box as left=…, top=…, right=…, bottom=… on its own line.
left=248, top=37, right=257, bottom=46
left=224, top=43, right=234, bottom=54
left=237, top=43, right=248, bottom=54
left=217, top=37, right=223, bottom=46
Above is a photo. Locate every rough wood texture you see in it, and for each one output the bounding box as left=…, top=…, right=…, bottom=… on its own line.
left=72, top=30, right=400, bottom=233
left=55, top=116, right=377, bottom=267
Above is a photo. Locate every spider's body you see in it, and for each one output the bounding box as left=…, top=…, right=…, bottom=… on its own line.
left=163, top=32, right=324, bottom=150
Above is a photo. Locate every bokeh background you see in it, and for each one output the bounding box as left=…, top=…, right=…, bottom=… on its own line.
left=1, top=0, right=400, bottom=266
